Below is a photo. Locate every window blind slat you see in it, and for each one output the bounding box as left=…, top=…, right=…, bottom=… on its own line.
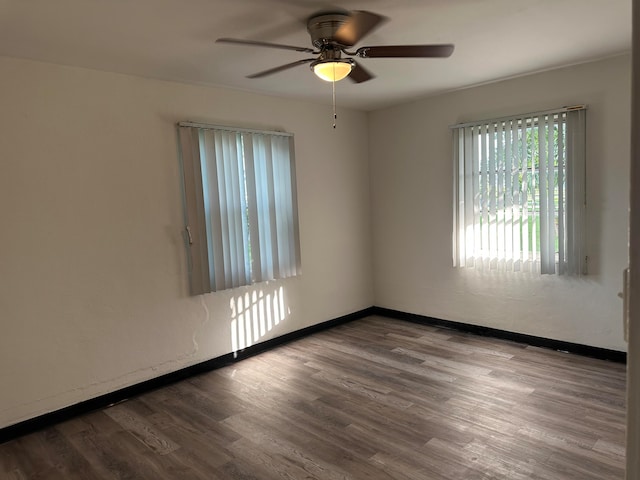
left=178, top=127, right=211, bottom=295
left=497, top=121, right=505, bottom=268
left=288, top=136, right=302, bottom=275
left=272, top=136, right=295, bottom=277
left=243, top=135, right=260, bottom=283
left=453, top=129, right=465, bottom=267
left=557, top=114, right=566, bottom=273
left=538, top=116, right=550, bottom=273
left=264, top=136, right=280, bottom=279
left=547, top=114, right=557, bottom=273
left=464, top=127, right=474, bottom=267
left=480, top=125, right=486, bottom=267
left=528, top=115, right=535, bottom=271
left=488, top=123, right=496, bottom=269
left=219, top=133, right=236, bottom=286
left=521, top=117, right=530, bottom=271
left=253, top=136, right=272, bottom=281
left=511, top=118, right=522, bottom=271
left=472, top=125, right=481, bottom=268
left=505, top=119, right=514, bottom=270
left=201, top=131, right=223, bottom=291
left=566, top=109, right=587, bottom=275
left=452, top=130, right=460, bottom=267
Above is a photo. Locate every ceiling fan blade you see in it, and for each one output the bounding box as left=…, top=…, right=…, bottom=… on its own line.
left=216, top=38, right=316, bottom=54
left=348, top=61, right=374, bottom=84
left=355, top=44, right=455, bottom=58
left=247, top=58, right=316, bottom=79
left=334, top=10, right=387, bottom=46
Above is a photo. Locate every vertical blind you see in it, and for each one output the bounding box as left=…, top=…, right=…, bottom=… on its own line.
left=178, top=124, right=301, bottom=294
left=452, top=107, right=586, bottom=275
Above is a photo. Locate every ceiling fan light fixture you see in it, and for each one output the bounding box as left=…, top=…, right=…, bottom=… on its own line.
left=312, top=60, right=354, bottom=82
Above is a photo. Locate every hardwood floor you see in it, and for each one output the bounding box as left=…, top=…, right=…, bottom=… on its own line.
left=0, top=316, right=627, bottom=479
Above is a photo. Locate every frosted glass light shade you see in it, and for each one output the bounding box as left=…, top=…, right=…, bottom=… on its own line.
left=313, top=61, right=353, bottom=82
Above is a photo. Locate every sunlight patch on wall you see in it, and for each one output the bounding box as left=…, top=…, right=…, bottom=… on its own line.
left=229, top=285, right=289, bottom=354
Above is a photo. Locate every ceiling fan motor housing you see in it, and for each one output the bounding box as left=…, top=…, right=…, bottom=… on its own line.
left=307, top=13, right=350, bottom=48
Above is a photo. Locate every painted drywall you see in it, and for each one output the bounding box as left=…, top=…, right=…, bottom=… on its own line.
left=0, top=56, right=373, bottom=429
left=369, top=54, right=631, bottom=351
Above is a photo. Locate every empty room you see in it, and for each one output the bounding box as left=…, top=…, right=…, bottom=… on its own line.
left=1, top=0, right=639, bottom=479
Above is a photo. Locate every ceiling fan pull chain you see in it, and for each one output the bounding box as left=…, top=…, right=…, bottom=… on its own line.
left=332, top=64, right=337, bottom=129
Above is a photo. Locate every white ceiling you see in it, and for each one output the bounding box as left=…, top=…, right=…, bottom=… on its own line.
left=0, top=0, right=631, bottom=111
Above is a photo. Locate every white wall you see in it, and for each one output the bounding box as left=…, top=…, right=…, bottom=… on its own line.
left=369, top=54, right=631, bottom=351
left=0, top=56, right=373, bottom=429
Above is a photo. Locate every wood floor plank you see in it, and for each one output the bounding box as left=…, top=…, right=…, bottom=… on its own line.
left=222, top=411, right=357, bottom=480
left=0, top=315, right=627, bottom=479
left=103, top=404, right=180, bottom=455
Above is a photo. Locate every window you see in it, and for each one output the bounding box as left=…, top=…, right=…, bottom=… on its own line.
left=178, top=123, right=301, bottom=294
left=452, top=107, right=586, bottom=275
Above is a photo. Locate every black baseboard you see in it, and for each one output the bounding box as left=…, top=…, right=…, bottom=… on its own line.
left=0, top=307, right=375, bottom=445
left=372, top=306, right=627, bottom=364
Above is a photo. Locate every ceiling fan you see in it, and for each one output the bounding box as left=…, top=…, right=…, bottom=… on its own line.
left=216, top=10, right=454, bottom=84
